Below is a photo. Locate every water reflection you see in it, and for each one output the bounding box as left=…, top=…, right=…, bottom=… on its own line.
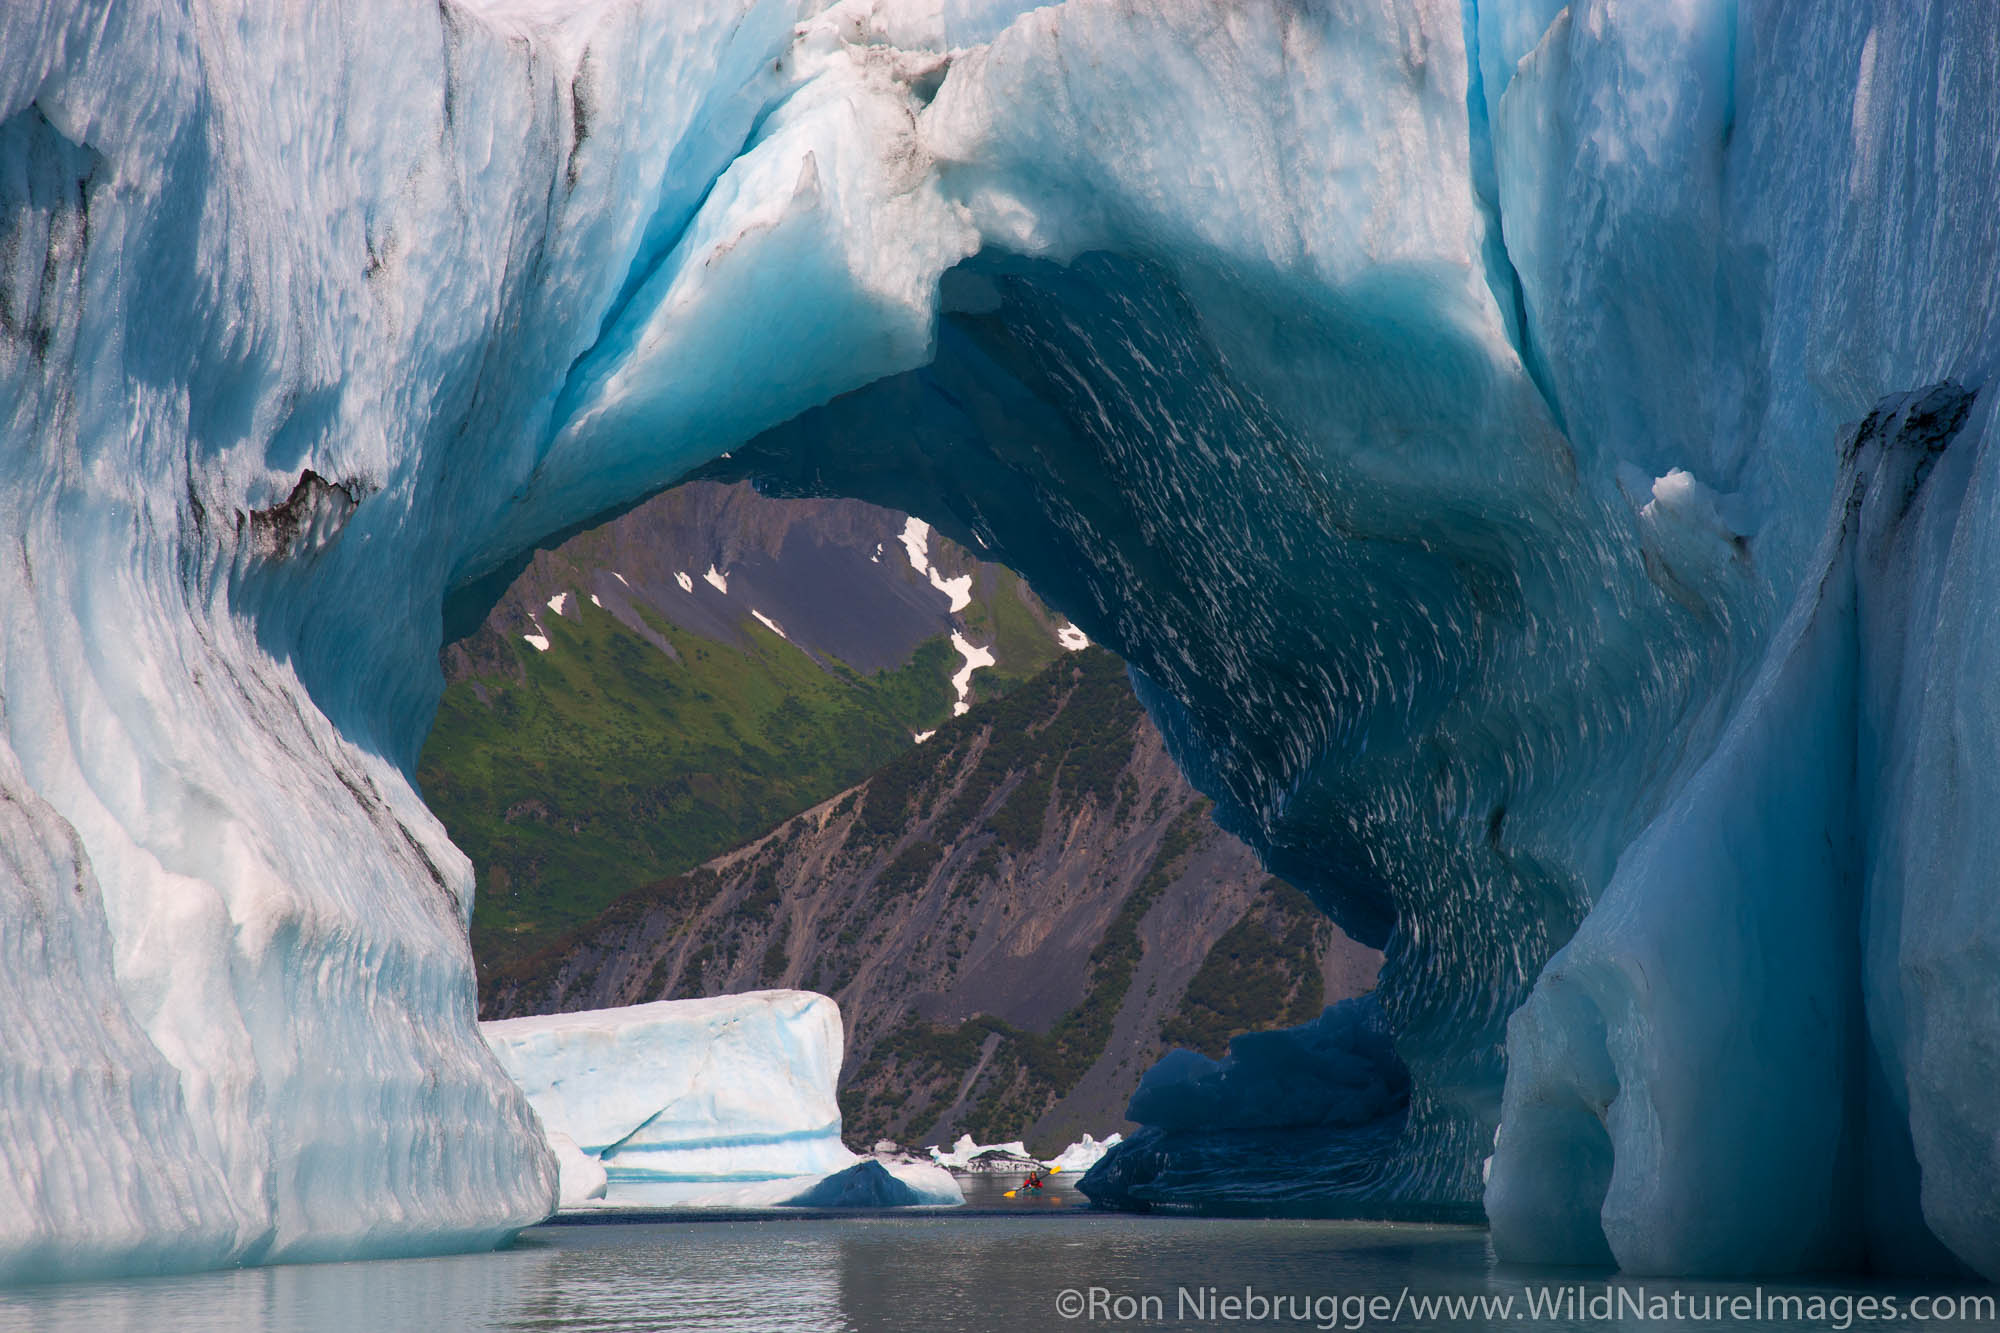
left=1, top=1218, right=1994, bottom=1333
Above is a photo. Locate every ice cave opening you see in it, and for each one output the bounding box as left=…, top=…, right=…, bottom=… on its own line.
left=443, top=234, right=2000, bottom=1275
left=429, top=427, right=1422, bottom=1221
left=671, top=244, right=1622, bottom=1218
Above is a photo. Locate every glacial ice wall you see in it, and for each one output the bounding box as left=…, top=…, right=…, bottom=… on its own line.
left=3, top=0, right=2000, bottom=1281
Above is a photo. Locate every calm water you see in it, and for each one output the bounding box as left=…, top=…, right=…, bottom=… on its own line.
left=3, top=1213, right=1995, bottom=1333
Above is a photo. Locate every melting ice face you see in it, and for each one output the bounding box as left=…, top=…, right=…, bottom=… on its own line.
left=3, top=0, right=1999, bottom=1284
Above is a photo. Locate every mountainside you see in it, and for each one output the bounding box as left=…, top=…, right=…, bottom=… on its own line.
left=484, top=646, right=1381, bottom=1157
left=420, top=480, right=1072, bottom=974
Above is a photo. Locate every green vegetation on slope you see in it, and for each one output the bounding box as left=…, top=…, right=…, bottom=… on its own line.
left=844, top=644, right=1141, bottom=861
left=957, top=568, right=1066, bottom=693
left=1158, top=880, right=1330, bottom=1057
left=419, top=598, right=956, bottom=974
left=475, top=646, right=1145, bottom=1023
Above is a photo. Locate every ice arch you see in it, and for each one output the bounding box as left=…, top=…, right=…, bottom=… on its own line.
left=1, top=0, right=1999, bottom=1282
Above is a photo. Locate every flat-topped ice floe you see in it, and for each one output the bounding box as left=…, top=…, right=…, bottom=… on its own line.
left=482, top=991, right=960, bottom=1210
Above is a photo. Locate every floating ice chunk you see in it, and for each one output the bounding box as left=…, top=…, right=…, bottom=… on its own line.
left=927, top=1134, right=1038, bottom=1172
left=751, top=609, right=788, bottom=639
left=546, top=591, right=572, bottom=617
left=871, top=1158, right=965, bottom=1205
left=485, top=993, right=962, bottom=1213
left=1045, top=1132, right=1122, bottom=1172
left=949, top=631, right=994, bottom=716
left=613, top=1158, right=962, bottom=1210
left=523, top=634, right=551, bottom=652
left=783, top=1160, right=925, bottom=1208
left=1055, top=623, right=1089, bottom=651
left=704, top=565, right=729, bottom=594
left=675, top=571, right=694, bottom=592
left=482, top=992, right=854, bottom=1194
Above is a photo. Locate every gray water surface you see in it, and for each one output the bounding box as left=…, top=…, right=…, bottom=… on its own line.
left=3, top=1216, right=1993, bottom=1332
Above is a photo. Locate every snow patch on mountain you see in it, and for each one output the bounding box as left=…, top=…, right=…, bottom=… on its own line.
left=899, top=518, right=933, bottom=575
left=949, top=632, right=996, bottom=716
left=896, top=516, right=974, bottom=610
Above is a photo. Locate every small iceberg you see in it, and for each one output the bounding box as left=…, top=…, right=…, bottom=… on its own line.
left=1044, top=1132, right=1123, bottom=1173
left=927, top=1134, right=1040, bottom=1173
left=483, top=991, right=961, bottom=1213
left=925, top=1131, right=1128, bottom=1175
left=784, top=1159, right=961, bottom=1208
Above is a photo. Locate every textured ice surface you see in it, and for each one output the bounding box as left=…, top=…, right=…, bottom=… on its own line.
left=1490, top=385, right=1997, bottom=1276
left=1081, top=1000, right=1416, bottom=1215
left=4, top=0, right=2000, bottom=1281
left=1126, top=1000, right=1409, bottom=1135
left=483, top=992, right=855, bottom=1189
left=485, top=992, right=960, bottom=1210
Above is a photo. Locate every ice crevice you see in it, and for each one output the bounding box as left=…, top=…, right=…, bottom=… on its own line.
left=3, top=0, right=2000, bottom=1284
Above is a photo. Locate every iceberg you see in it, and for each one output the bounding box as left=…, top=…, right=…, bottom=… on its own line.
left=1044, top=1133, right=1122, bottom=1174
left=783, top=1160, right=943, bottom=1209
left=924, top=1131, right=1128, bottom=1175
left=1, top=0, right=1998, bottom=1281
left=482, top=991, right=961, bottom=1209
left=926, top=1135, right=1038, bottom=1173
left=483, top=991, right=853, bottom=1195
